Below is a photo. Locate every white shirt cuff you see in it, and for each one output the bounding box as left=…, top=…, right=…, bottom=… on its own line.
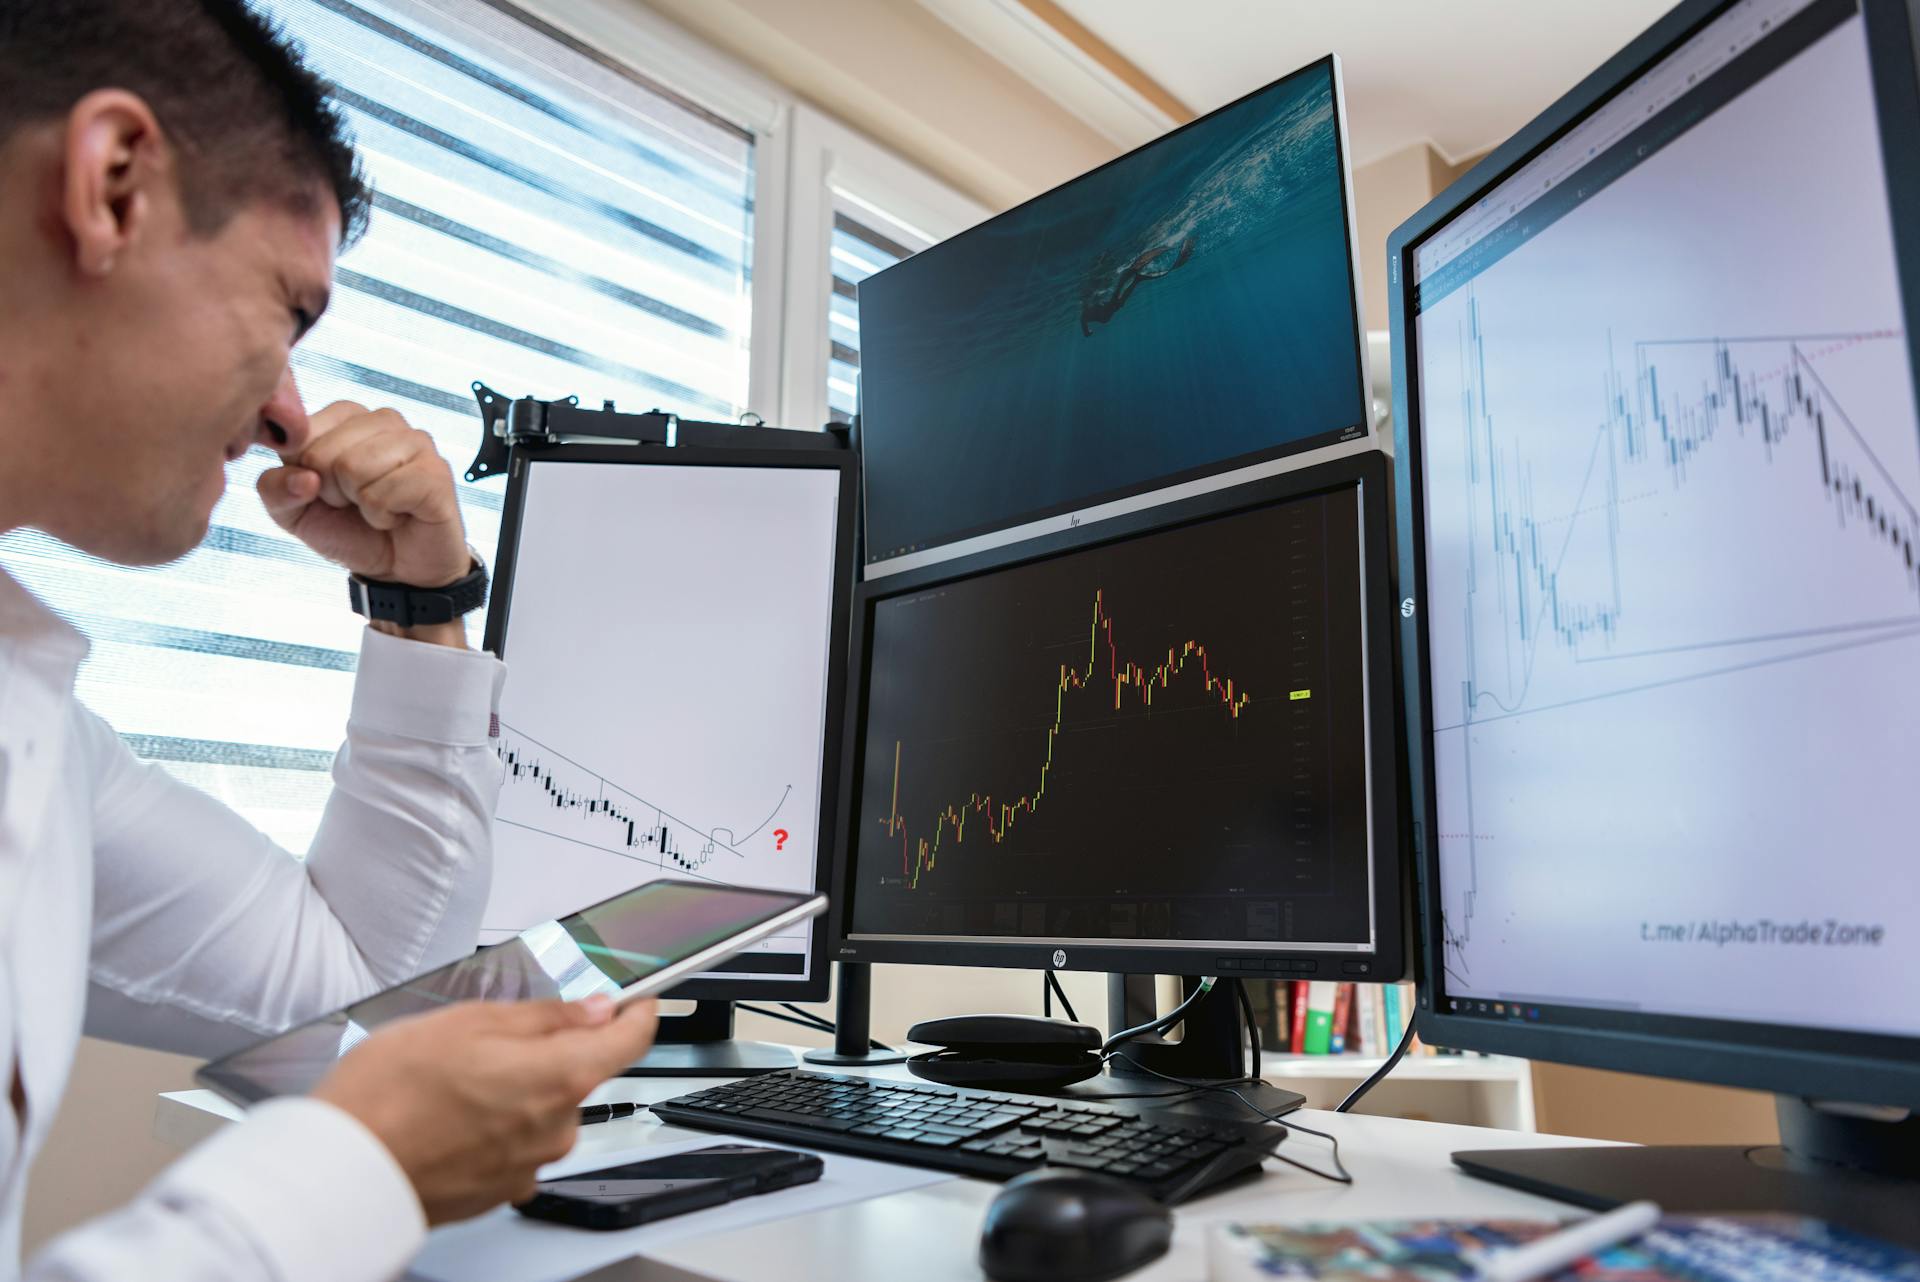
left=350, top=624, right=505, bottom=745
left=150, top=1097, right=426, bottom=1282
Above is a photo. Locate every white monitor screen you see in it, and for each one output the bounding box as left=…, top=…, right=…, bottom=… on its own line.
left=1411, top=0, right=1920, bottom=1037
left=484, top=459, right=843, bottom=988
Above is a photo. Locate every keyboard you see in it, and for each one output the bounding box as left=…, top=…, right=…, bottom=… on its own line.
left=649, top=1070, right=1287, bottom=1204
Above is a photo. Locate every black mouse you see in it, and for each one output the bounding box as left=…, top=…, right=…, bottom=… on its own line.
left=978, top=1169, right=1172, bottom=1282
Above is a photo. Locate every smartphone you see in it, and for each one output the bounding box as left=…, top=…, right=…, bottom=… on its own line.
left=197, top=881, right=826, bottom=1105
left=515, top=1145, right=824, bottom=1231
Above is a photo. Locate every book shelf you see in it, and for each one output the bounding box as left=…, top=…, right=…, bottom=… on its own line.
left=1258, top=1051, right=1536, bottom=1131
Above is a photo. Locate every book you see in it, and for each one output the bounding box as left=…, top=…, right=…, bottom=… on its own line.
left=1355, top=983, right=1380, bottom=1057
left=1370, top=981, right=1388, bottom=1054
left=1206, top=1213, right=1920, bottom=1282
left=1301, top=981, right=1337, bottom=1054
left=1329, top=983, right=1354, bottom=1054
left=1382, top=982, right=1403, bottom=1049
left=1288, top=980, right=1309, bottom=1053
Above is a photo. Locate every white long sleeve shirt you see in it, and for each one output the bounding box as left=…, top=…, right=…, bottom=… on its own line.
left=0, top=566, right=507, bottom=1282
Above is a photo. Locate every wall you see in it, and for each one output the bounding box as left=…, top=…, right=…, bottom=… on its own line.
left=21, top=1040, right=200, bottom=1256
left=638, top=0, right=1120, bottom=212
left=1532, top=1063, right=1781, bottom=1146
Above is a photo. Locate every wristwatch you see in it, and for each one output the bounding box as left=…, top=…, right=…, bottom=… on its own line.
left=347, top=551, right=489, bottom=628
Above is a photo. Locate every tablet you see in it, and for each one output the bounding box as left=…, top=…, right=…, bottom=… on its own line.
left=197, top=881, right=827, bottom=1105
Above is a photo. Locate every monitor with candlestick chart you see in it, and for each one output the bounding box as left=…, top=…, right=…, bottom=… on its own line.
left=482, top=448, right=855, bottom=997
left=832, top=453, right=1405, bottom=978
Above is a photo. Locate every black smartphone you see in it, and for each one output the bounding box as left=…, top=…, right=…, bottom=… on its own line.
left=514, top=1145, right=823, bottom=1231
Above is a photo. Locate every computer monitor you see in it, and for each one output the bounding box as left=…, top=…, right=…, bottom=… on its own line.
left=1389, top=0, right=1920, bottom=1236
left=856, top=56, right=1371, bottom=577
left=831, top=454, right=1405, bottom=1043
left=484, top=445, right=856, bottom=1073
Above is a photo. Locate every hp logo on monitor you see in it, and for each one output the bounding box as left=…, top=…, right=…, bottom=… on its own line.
left=1052, top=949, right=1068, bottom=969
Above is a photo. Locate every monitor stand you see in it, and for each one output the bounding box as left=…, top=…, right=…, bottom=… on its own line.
left=802, top=963, right=911, bottom=1067
left=622, top=1000, right=798, bottom=1077
left=1454, top=1098, right=1920, bottom=1248
left=1063, top=974, right=1304, bottom=1122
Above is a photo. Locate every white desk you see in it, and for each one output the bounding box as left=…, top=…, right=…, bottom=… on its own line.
left=156, top=1053, right=1616, bottom=1282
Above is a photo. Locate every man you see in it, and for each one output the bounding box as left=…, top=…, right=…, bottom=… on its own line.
left=0, top=2, right=659, bottom=1278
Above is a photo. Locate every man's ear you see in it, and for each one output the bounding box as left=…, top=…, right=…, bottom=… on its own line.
left=61, top=89, right=172, bottom=279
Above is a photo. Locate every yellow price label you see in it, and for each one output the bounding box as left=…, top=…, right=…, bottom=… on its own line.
left=1289, top=689, right=1312, bottom=701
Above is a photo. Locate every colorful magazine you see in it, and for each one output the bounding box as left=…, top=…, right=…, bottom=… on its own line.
left=1208, top=1213, right=1920, bottom=1281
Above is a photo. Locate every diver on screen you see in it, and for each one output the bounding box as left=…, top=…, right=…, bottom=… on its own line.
left=1079, top=236, right=1195, bottom=336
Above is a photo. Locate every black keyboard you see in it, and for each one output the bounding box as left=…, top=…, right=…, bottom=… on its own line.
left=649, top=1070, right=1287, bottom=1204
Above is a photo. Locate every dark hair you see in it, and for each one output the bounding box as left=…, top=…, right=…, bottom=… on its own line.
left=0, top=0, right=370, bottom=244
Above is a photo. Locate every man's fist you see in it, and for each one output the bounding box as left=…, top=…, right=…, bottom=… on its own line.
left=258, top=401, right=470, bottom=592
left=313, top=994, right=660, bottom=1225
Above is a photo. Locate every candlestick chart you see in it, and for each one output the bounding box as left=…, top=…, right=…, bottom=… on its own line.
left=847, top=488, right=1378, bottom=947
left=1428, top=288, right=1920, bottom=980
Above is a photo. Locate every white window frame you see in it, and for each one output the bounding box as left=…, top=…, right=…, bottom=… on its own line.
left=499, top=0, right=792, bottom=420
left=778, top=104, right=989, bottom=432
left=398, top=1, right=989, bottom=434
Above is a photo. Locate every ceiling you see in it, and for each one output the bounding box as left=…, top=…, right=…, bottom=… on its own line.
left=1043, top=0, right=1678, bottom=166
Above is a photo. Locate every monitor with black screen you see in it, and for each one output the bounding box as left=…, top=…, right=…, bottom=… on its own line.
left=831, top=453, right=1405, bottom=1084
left=856, top=57, right=1371, bottom=575
left=1389, top=0, right=1920, bottom=1238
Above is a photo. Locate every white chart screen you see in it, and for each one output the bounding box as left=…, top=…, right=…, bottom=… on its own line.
left=1412, top=0, right=1920, bottom=1036
left=485, top=461, right=842, bottom=987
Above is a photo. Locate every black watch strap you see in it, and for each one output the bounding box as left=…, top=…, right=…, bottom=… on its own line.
left=347, top=558, right=489, bottom=627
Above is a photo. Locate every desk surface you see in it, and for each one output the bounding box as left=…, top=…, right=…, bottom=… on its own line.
left=157, top=1054, right=1616, bottom=1282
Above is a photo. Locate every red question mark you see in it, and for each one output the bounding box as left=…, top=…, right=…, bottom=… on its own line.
left=773, top=828, right=789, bottom=850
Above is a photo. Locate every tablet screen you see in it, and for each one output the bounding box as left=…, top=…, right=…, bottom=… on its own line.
left=198, top=881, right=820, bottom=1104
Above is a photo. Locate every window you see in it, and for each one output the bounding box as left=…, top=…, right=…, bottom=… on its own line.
left=0, top=0, right=760, bottom=853
left=826, top=214, right=916, bottom=425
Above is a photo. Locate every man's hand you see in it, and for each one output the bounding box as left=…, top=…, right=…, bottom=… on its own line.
left=258, top=401, right=472, bottom=644
left=312, top=995, right=659, bottom=1225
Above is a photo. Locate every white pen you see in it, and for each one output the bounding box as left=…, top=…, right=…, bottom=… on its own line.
left=1477, top=1201, right=1663, bottom=1282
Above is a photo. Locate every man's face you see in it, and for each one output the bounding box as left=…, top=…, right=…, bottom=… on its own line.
left=41, top=182, right=339, bottom=566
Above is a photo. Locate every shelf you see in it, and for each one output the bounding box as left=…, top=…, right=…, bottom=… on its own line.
left=1260, top=1051, right=1531, bottom=1083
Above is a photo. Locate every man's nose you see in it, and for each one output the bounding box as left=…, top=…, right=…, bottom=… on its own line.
left=259, top=366, right=312, bottom=458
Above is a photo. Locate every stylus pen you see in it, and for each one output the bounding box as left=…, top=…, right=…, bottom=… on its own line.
left=577, top=1102, right=639, bottom=1126
left=1477, top=1201, right=1662, bottom=1282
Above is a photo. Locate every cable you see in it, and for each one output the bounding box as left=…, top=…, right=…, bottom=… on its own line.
left=1233, top=978, right=1262, bottom=1072
left=1101, top=976, right=1217, bottom=1056
left=1105, top=1052, right=1353, bottom=1186
left=1044, top=971, right=1080, bottom=1024
left=1334, top=1002, right=1417, bottom=1113
left=738, top=1003, right=897, bottom=1053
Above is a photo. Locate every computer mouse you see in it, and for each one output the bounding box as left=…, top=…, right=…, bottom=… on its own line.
left=978, top=1169, right=1172, bottom=1282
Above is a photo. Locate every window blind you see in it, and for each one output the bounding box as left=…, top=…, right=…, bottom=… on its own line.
left=0, top=0, right=756, bottom=854
left=827, top=211, right=917, bottom=425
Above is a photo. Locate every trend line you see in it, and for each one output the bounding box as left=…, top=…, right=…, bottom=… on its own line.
left=880, top=589, right=1253, bottom=889
left=1440, top=289, right=1920, bottom=967
left=495, top=725, right=756, bottom=874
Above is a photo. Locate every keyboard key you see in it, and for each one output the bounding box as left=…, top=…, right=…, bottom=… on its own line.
left=744, top=1107, right=857, bottom=1132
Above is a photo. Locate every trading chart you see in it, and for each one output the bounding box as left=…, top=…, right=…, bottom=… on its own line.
left=848, top=488, right=1378, bottom=950
left=1415, top=0, right=1920, bottom=1034
left=486, top=460, right=841, bottom=985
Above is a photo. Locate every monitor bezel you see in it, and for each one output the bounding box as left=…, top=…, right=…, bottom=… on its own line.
left=830, top=451, right=1407, bottom=981
left=857, top=54, right=1374, bottom=577
left=1388, top=0, right=1920, bottom=1108
left=485, top=442, right=859, bottom=1003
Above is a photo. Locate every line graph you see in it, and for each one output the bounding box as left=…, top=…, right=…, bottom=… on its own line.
left=1414, top=3, right=1920, bottom=1033
left=879, top=589, right=1254, bottom=889
left=1437, top=290, right=1920, bottom=970
left=848, top=485, right=1379, bottom=949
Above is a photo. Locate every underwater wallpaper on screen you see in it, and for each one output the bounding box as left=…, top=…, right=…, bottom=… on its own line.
left=859, top=63, right=1367, bottom=561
